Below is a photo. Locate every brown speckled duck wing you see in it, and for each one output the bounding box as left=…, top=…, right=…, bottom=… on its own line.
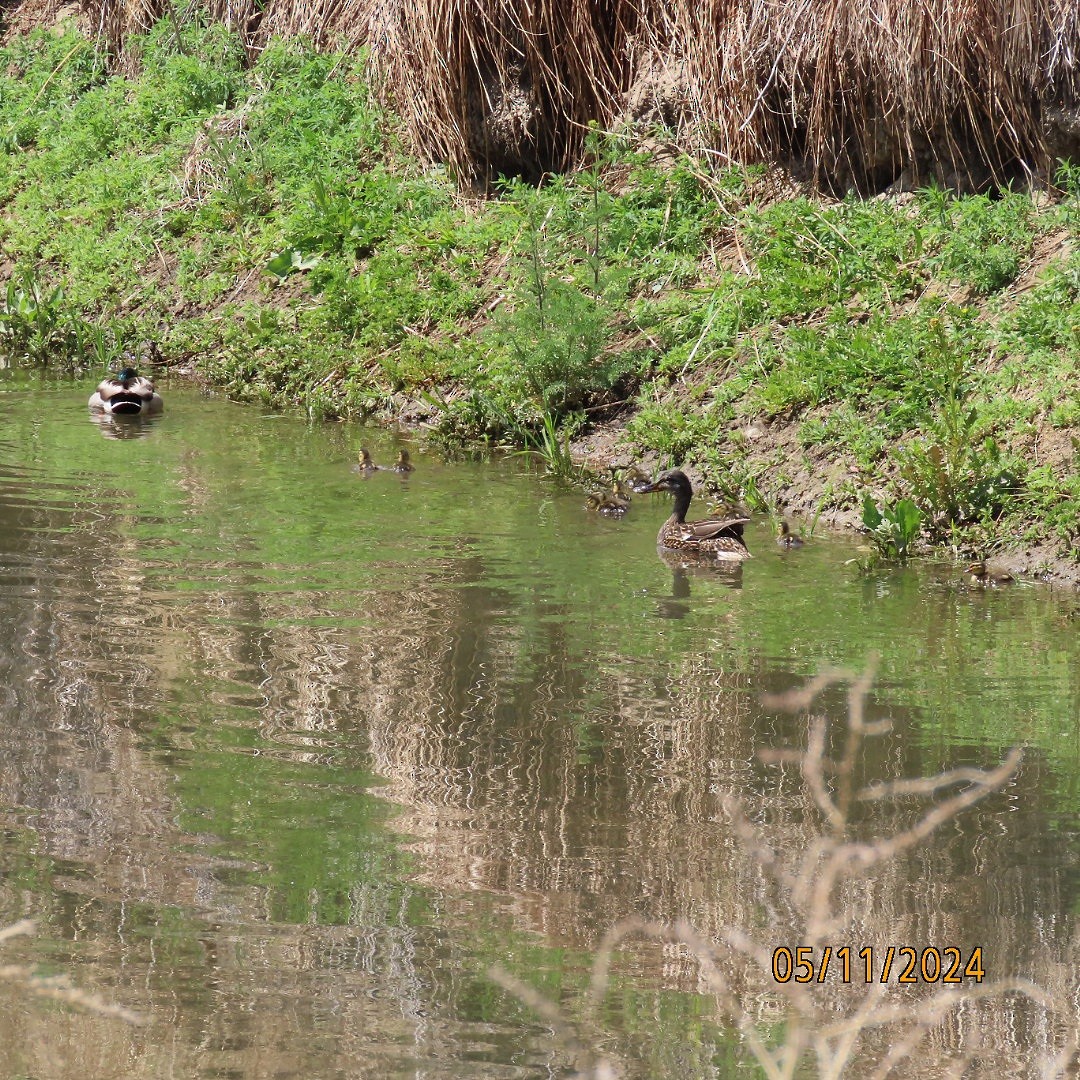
left=679, top=516, right=750, bottom=542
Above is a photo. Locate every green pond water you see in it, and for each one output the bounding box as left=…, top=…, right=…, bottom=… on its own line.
left=0, top=376, right=1077, bottom=1078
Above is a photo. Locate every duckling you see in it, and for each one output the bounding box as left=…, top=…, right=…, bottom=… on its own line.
left=586, top=489, right=630, bottom=516
left=965, top=561, right=1014, bottom=586
left=88, top=367, right=163, bottom=416
left=357, top=447, right=379, bottom=474
left=611, top=475, right=636, bottom=502
left=391, top=449, right=414, bottom=474
left=776, top=521, right=805, bottom=549
left=624, top=465, right=654, bottom=494
left=636, top=469, right=751, bottom=560
left=585, top=465, right=637, bottom=516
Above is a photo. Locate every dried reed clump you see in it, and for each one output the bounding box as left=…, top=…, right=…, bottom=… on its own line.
left=76, top=0, right=1080, bottom=188
left=179, top=104, right=252, bottom=201
left=491, top=662, right=1079, bottom=1079
left=366, top=0, right=644, bottom=179
left=658, top=0, right=1080, bottom=190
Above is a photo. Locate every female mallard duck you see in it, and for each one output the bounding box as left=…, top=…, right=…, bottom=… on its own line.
left=776, top=521, right=805, bottom=549
left=391, top=449, right=414, bottom=474
left=965, top=561, right=1013, bottom=586
left=635, top=469, right=751, bottom=560
left=88, top=367, right=163, bottom=415
left=358, top=447, right=378, bottom=474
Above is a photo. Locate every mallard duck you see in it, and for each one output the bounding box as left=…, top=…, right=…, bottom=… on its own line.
left=777, top=521, right=805, bottom=549
left=391, top=449, right=414, bottom=474
left=965, top=561, right=1013, bottom=586
left=358, top=447, right=378, bottom=473
left=88, top=367, right=163, bottom=415
left=636, top=469, right=751, bottom=560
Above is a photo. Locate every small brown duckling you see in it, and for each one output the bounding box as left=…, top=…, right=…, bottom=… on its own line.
left=358, top=447, right=378, bottom=474
left=966, top=561, right=1013, bottom=586
left=776, top=521, right=805, bottom=549
left=391, top=449, right=414, bottom=474
left=586, top=489, right=630, bottom=516
left=624, top=466, right=654, bottom=494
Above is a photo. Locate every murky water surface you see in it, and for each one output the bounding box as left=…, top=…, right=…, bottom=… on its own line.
left=0, top=376, right=1077, bottom=1078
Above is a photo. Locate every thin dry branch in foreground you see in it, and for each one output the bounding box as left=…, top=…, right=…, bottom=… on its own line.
left=492, top=662, right=1078, bottom=1078
left=0, top=918, right=145, bottom=1025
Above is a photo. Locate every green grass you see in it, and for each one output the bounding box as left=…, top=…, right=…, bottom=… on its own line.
left=0, top=19, right=1076, bottom=562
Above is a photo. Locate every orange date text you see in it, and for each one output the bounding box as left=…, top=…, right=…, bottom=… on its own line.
left=771, top=946, right=985, bottom=984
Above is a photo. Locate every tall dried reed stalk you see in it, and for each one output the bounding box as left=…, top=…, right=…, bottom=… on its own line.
left=76, top=0, right=1080, bottom=186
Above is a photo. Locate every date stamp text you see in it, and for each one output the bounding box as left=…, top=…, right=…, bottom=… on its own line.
left=771, top=946, right=985, bottom=984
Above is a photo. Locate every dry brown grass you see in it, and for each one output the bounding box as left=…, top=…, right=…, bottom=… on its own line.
left=74, top=0, right=1080, bottom=187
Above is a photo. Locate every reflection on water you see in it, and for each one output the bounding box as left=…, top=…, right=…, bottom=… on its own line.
left=0, top=384, right=1077, bottom=1078
left=87, top=409, right=166, bottom=440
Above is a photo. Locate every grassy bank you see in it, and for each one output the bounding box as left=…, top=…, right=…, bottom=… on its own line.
left=1, top=22, right=1078, bottom=574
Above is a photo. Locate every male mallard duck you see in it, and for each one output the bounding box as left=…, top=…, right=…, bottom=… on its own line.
left=391, top=449, right=414, bottom=474
left=636, top=469, right=751, bottom=560
left=965, top=561, right=1013, bottom=586
left=358, top=447, right=378, bottom=473
left=777, top=521, right=805, bottom=549
left=88, top=367, right=163, bottom=415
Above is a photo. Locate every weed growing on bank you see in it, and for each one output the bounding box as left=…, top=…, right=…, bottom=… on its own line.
left=0, top=21, right=1076, bottom=562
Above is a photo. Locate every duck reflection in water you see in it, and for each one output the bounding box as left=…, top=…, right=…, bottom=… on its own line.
left=87, top=410, right=163, bottom=440
left=654, top=551, right=743, bottom=619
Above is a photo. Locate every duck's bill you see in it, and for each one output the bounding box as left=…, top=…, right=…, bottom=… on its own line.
left=631, top=479, right=659, bottom=494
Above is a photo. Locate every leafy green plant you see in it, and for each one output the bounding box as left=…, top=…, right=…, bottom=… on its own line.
left=900, top=426, right=1020, bottom=537
left=519, top=410, right=583, bottom=482
left=265, top=247, right=321, bottom=280
left=202, top=130, right=272, bottom=226
left=894, top=319, right=1022, bottom=536
left=0, top=269, right=87, bottom=367
left=923, top=189, right=1034, bottom=294
left=861, top=496, right=923, bottom=561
